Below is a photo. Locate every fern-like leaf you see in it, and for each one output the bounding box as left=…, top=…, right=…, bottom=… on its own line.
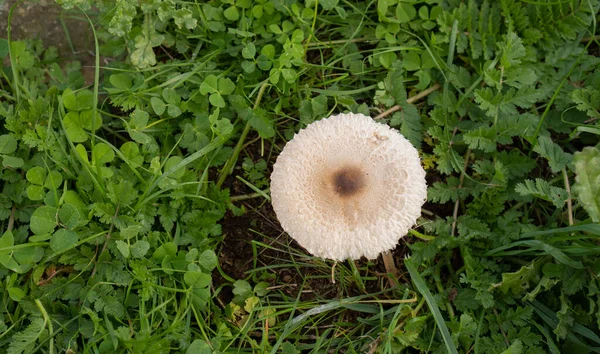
left=7, top=317, right=46, bottom=354
left=515, top=178, right=567, bottom=208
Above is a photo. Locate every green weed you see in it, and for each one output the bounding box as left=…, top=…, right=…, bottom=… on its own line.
left=0, top=0, right=599, bottom=353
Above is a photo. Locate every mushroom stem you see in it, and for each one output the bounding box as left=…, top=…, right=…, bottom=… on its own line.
left=331, top=261, right=337, bottom=284
left=382, top=251, right=399, bottom=287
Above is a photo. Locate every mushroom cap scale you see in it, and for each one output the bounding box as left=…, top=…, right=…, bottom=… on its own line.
left=270, top=113, right=427, bottom=261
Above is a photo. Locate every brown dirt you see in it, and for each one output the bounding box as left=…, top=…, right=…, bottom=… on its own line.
left=0, top=0, right=96, bottom=84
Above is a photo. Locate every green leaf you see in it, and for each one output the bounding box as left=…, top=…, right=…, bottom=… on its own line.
left=50, top=229, right=78, bottom=252
left=115, top=240, right=130, bottom=258
left=242, top=43, right=256, bottom=59
left=164, top=156, right=186, bottom=179
left=223, top=6, right=239, bottom=21
left=167, top=104, right=182, bottom=117
left=7, top=317, right=46, bottom=354
left=573, top=146, right=600, bottom=222
left=131, top=240, right=150, bottom=258
left=162, top=87, right=181, bottom=105
left=93, top=143, right=115, bottom=164
left=2, top=155, right=24, bottom=168
left=63, top=112, right=87, bottom=142
left=26, top=166, right=46, bottom=185
left=218, top=77, right=236, bottom=95
left=184, top=270, right=212, bottom=309
left=571, top=88, right=600, bottom=118
left=130, top=109, right=149, bottom=129
left=0, top=135, right=18, bottom=154
left=241, top=60, right=256, bottom=73
left=150, top=97, right=166, bottom=115
left=187, top=340, right=212, bottom=354
left=174, top=8, right=197, bottom=29
left=27, top=185, right=46, bottom=201
left=200, top=75, right=219, bottom=95
left=0, top=38, right=8, bottom=58
left=198, top=249, right=218, bottom=271
left=391, top=104, right=421, bottom=149
left=533, top=136, right=572, bottom=173
left=515, top=178, right=567, bottom=208
left=58, top=203, right=87, bottom=229
left=396, top=3, right=416, bottom=23
left=130, top=30, right=163, bottom=69
left=109, top=73, right=133, bottom=90
left=30, top=206, right=58, bottom=235
left=462, top=125, right=497, bottom=152
left=209, top=93, right=226, bottom=108
left=10, top=41, right=34, bottom=68
left=8, top=287, right=25, bottom=302
left=44, top=171, right=63, bottom=190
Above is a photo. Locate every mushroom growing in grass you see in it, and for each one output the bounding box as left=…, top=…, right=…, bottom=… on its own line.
left=270, top=112, right=427, bottom=283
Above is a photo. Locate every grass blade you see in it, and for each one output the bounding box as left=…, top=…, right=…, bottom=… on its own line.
left=405, top=257, right=458, bottom=354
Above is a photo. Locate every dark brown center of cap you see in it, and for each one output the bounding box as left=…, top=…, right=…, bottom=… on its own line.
left=332, top=167, right=365, bottom=197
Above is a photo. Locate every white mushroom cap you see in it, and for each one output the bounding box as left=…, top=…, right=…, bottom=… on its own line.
left=270, top=113, right=427, bottom=261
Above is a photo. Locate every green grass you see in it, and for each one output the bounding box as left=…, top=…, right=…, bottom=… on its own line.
left=0, top=0, right=599, bottom=353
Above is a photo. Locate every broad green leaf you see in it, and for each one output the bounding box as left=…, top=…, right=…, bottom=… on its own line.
left=109, top=73, right=133, bottom=90
left=187, top=340, right=212, bottom=354
left=27, top=185, right=46, bottom=201
left=10, top=41, right=34, bottom=68
left=44, top=170, right=63, bottom=190
left=242, top=43, right=256, bottom=59
left=59, top=203, right=87, bottom=229
left=184, top=270, right=211, bottom=309
left=120, top=142, right=143, bottom=166
left=167, top=104, right=182, bottom=117
left=131, top=240, right=150, bottom=258
left=164, top=156, right=185, bottom=179
left=150, top=97, right=166, bottom=115
left=153, top=242, right=177, bottom=261
left=198, top=249, right=218, bottom=272
left=573, top=146, right=600, bottom=222
left=241, top=60, right=256, bottom=73
left=0, top=38, right=8, bottom=58
left=162, top=87, right=181, bottom=105
left=26, top=166, right=46, bottom=185
left=0, top=135, right=17, bottom=154
left=130, top=32, right=163, bottom=69
left=2, top=155, right=24, bottom=168
left=209, top=93, right=226, bottom=108
left=320, top=0, right=339, bottom=10
left=92, top=143, right=115, bottom=164
left=396, top=3, right=416, bottom=23
left=130, top=109, right=149, bottom=129
left=116, top=240, right=130, bottom=258
left=50, top=229, right=78, bottom=252
left=75, top=144, right=89, bottom=164
left=218, top=77, right=236, bottom=95
left=120, top=224, right=142, bottom=240
left=223, top=6, right=240, bottom=21
left=30, top=206, right=58, bottom=235
left=403, top=51, right=421, bottom=71
left=174, top=8, right=197, bottom=29
left=200, top=75, right=219, bottom=95
left=8, top=287, right=25, bottom=301
left=63, top=111, right=87, bottom=142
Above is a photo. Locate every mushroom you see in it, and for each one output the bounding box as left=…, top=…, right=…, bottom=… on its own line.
left=270, top=113, right=427, bottom=281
